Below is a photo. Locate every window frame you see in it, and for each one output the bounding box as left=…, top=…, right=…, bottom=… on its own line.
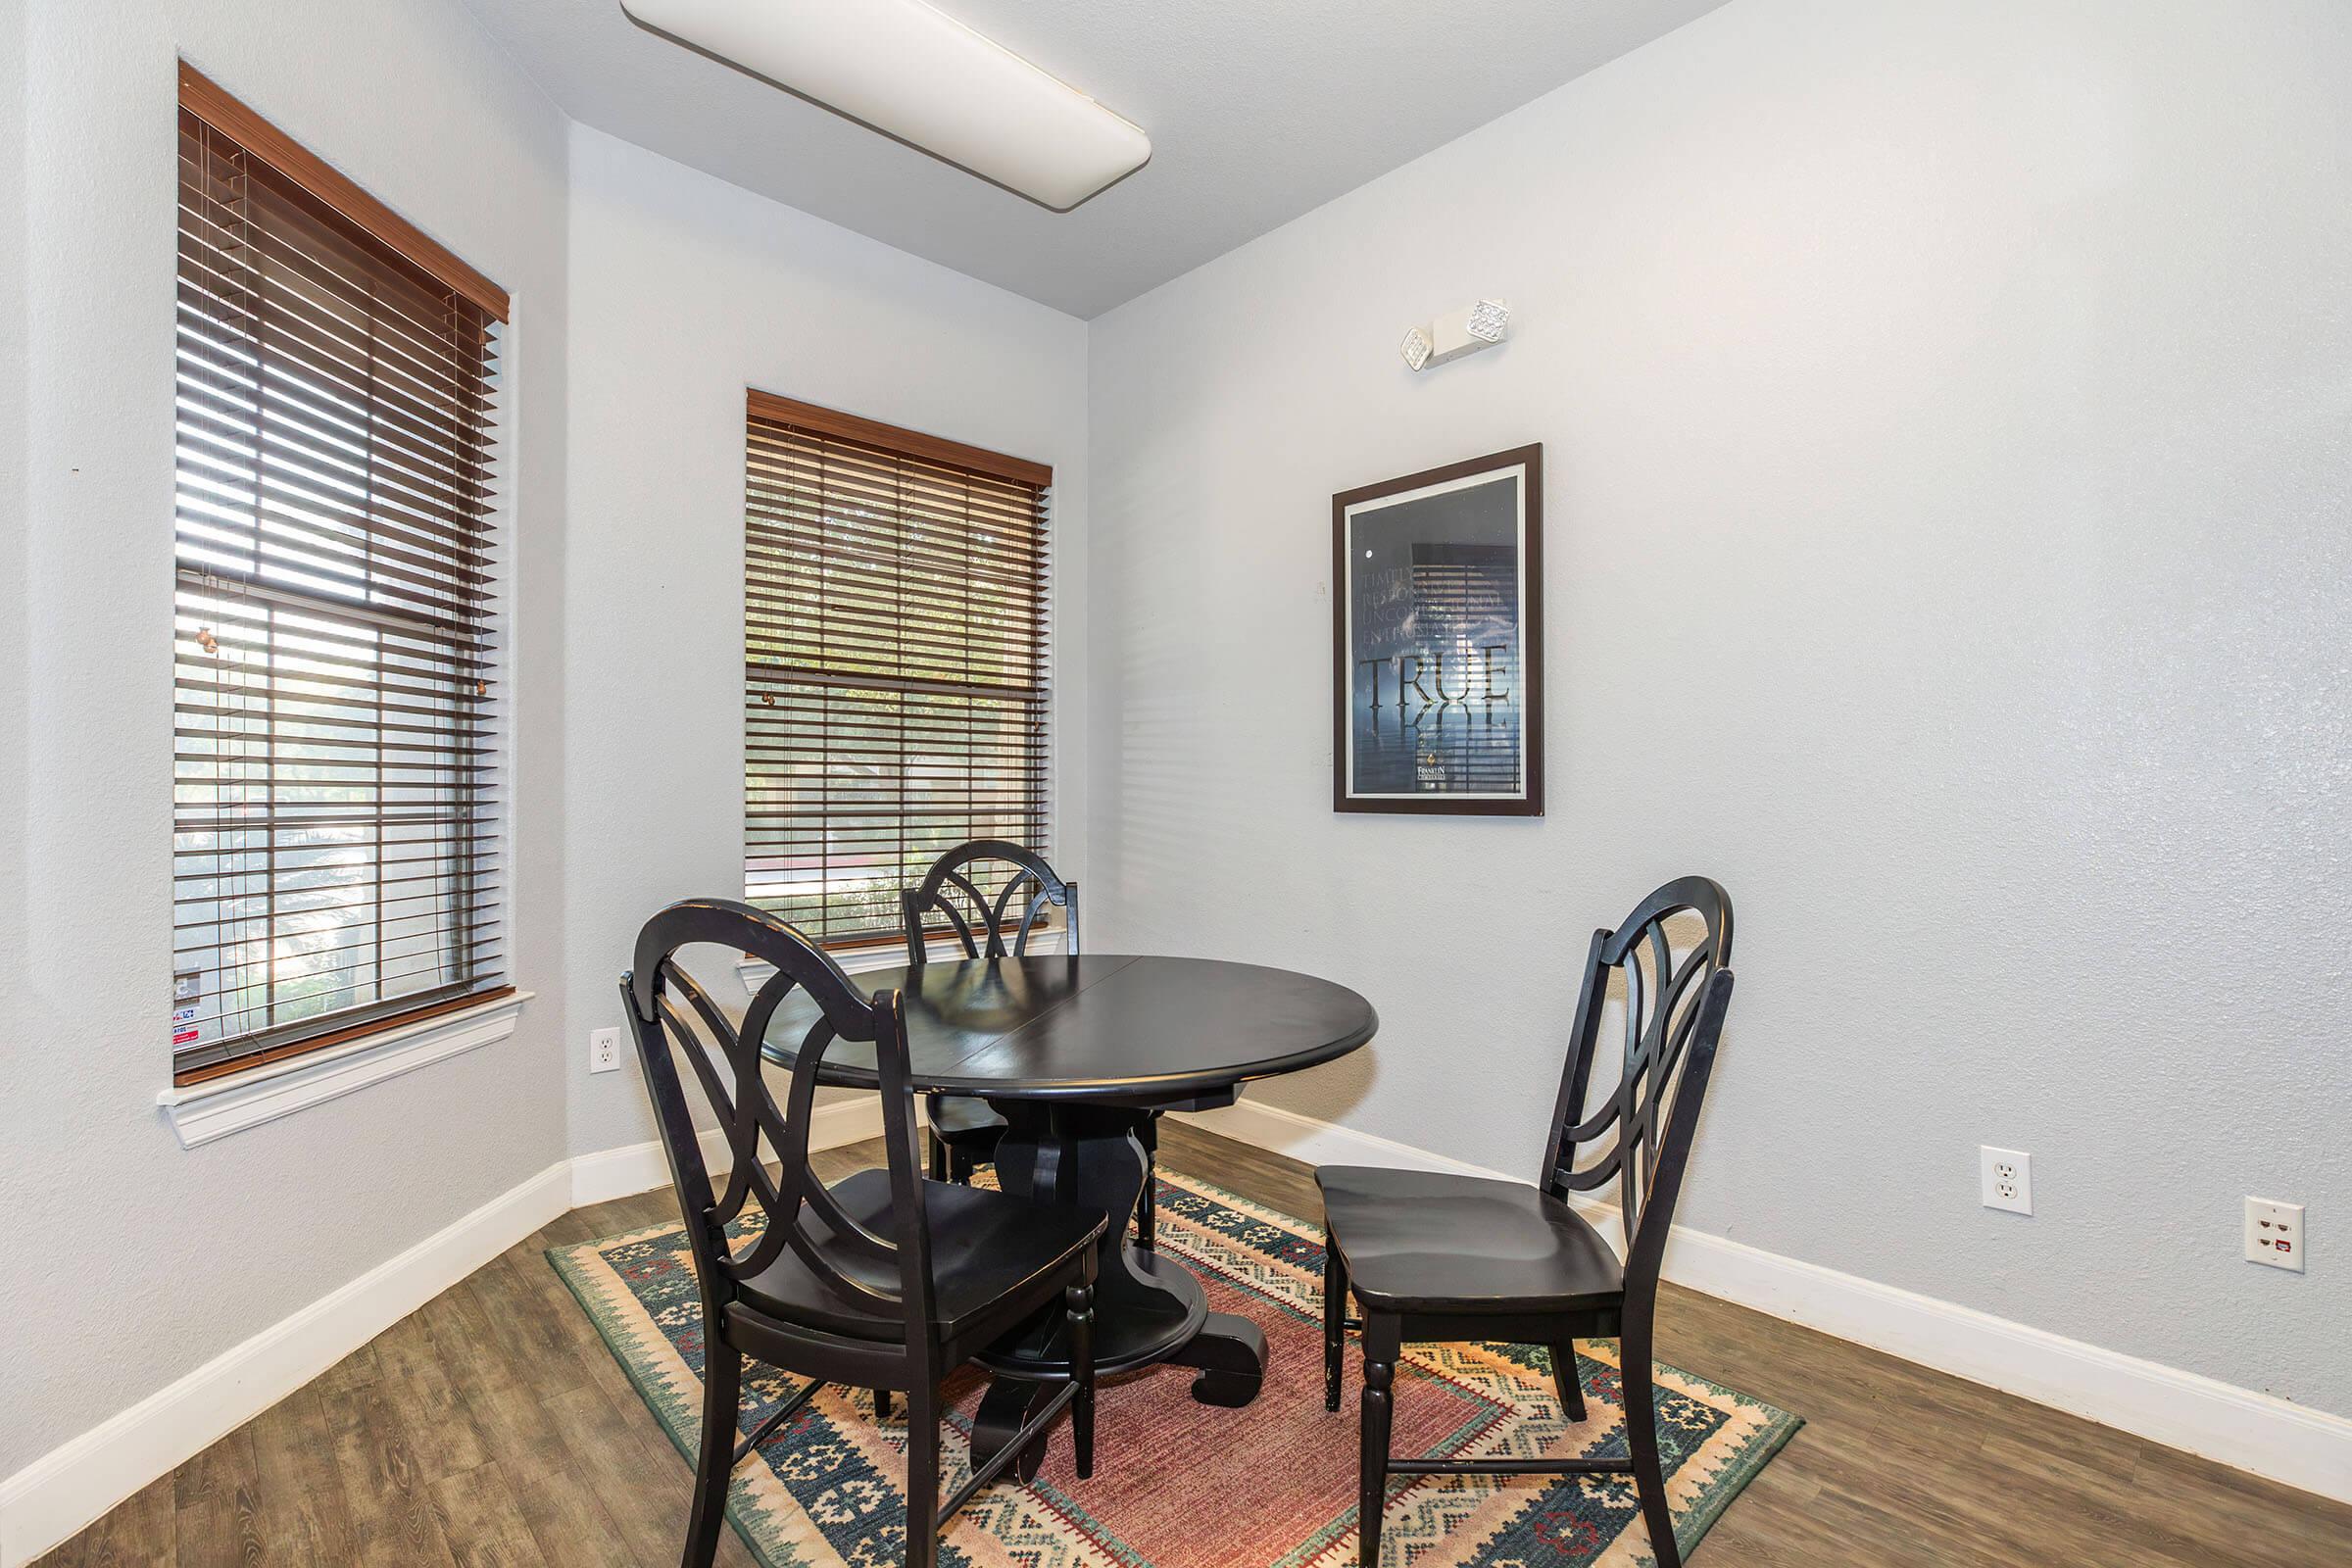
left=742, top=391, right=1054, bottom=951
left=172, top=65, right=514, bottom=1087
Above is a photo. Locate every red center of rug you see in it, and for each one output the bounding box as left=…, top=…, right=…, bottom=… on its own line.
left=960, top=1272, right=1493, bottom=1568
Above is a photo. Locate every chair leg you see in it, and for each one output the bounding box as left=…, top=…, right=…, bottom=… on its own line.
left=1550, top=1342, right=1587, bottom=1424
left=1323, top=1226, right=1349, bottom=1412
left=681, top=1335, right=741, bottom=1568
left=1067, top=1280, right=1097, bottom=1480
left=874, top=1388, right=892, bottom=1420
left=905, top=1386, right=942, bottom=1568
left=927, top=1129, right=949, bottom=1183
left=950, top=1147, right=975, bottom=1185
left=1356, top=1315, right=1398, bottom=1567
left=1621, top=1315, right=1681, bottom=1568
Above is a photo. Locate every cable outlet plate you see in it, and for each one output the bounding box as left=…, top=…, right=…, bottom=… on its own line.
left=2245, top=1197, right=2304, bottom=1273
left=1981, top=1146, right=2032, bottom=1215
left=589, top=1026, right=622, bottom=1075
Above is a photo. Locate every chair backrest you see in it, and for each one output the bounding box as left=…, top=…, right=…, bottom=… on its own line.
left=1541, top=877, right=1737, bottom=1292
left=621, top=898, right=937, bottom=1349
left=900, top=839, right=1079, bottom=961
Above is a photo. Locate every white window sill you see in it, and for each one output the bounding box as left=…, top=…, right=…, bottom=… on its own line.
left=157, top=990, right=533, bottom=1150
left=737, top=933, right=1067, bottom=988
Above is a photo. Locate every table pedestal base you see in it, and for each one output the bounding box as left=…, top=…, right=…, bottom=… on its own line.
left=968, top=1101, right=1268, bottom=1475
left=1169, top=1310, right=1266, bottom=1405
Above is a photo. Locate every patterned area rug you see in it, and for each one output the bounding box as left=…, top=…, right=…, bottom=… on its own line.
left=549, top=1169, right=1798, bottom=1567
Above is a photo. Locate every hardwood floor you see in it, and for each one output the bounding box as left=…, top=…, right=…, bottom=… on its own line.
left=40, top=1121, right=2352, bottom=1566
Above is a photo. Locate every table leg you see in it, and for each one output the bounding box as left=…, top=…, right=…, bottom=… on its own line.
left=969, top=1101, right=1268, bottom=1471
left=1165, top=1311, right=1267, bottom=1406
left=971, top=1379, right=1055, bottom=1483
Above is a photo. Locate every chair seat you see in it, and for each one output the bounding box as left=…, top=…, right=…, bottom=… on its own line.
left=927, top=1093, right=1009, bottom=1149
left=1316, top=1166, right=1624, bottom=1315
left=737, top=1168, right=1101, bottom=1341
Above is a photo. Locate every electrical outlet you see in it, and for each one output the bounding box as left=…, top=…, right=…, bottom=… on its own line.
left=1981, top=1146, right=2032, bottom=1215
left=2245, top=1197, right=2305, bottom=1273
left=589, top=1026, right=622, bottom=1075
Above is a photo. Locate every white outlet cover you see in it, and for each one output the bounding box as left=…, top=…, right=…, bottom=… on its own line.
left=589, top=1026, right=622, bottom=1074
left=2245, top=1197, right=2305, bottom=1273
left=1980, top=1146, right=2033, bottom=1215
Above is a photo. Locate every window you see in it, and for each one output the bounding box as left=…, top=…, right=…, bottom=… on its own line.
left=172, top=65, right=511, bottom=1083
left=743, top=393, right=1053, bottom=948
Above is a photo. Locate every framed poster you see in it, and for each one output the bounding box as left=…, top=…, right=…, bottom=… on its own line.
left=1333, top=444, right=1543, bottom=815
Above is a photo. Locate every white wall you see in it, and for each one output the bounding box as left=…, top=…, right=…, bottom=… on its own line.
left=561, top=126, right=1090, bottom=1159
left=0, top=32, right=1091, bottom=1523
left=7, top=0, right=2345, bottom=1532
left=0, top=0, right=570, bottom=1479
left=1087, top=0, right=2352, bottom=1419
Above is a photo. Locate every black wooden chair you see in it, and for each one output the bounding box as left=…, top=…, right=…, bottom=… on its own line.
left=900, top=841, right=1162, bottom=1249
left=622, top=898, right=1102, bottom=1568
left=1317, top=877, right=1736, bottom=1568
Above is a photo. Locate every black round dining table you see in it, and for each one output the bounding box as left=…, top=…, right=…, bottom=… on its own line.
left=759, top=952, right=1376, bottom=1470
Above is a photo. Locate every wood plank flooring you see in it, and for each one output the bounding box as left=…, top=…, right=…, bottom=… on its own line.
left=38, top=1121, right=2352, bottom=1566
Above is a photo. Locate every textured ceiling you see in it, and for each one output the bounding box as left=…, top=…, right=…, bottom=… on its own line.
left=459, top=0, right=1731, bottom=318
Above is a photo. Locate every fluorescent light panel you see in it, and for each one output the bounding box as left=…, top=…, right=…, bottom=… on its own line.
left=624, top=0, right=1151, bottom=211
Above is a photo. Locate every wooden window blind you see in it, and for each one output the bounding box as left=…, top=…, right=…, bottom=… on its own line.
left=172, top=66, right=510, bottom=1082
left=744, top=392, right=1053, bottom=948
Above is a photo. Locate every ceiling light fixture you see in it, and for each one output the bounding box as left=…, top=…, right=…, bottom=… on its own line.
left=622, top=0, right=1152, bottom=212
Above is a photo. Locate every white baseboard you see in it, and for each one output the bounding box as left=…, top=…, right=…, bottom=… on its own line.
left=0, top=1097, right=893, bottom=1567
left=18, top=1092, right=2340, bottom=1568
left=1648, top=1219, right=2352, bottom=1507
left=568, top=1096, right=890, bottom=1207
left=0, top=1158, right=573, bottom=1568
left=1179, top=1098, right=2352, bottom=1507
left=1184, top=1097, right=1521, bottom=1183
